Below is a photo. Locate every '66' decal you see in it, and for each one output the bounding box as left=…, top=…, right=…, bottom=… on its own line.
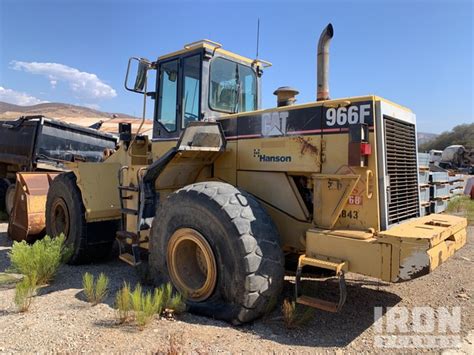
left=325, top=104, right=372, bottom=127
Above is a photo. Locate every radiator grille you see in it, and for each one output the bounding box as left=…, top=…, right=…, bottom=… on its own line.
left=384, top=116, right=419, bottom=225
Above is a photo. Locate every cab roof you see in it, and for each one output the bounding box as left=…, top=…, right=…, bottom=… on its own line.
left=158, top=39, right=272, bottom=68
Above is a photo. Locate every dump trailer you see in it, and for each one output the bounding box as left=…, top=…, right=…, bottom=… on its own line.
left=0, top=115, right=117, bottom=241
left=44, top=25, right=467, bottom=324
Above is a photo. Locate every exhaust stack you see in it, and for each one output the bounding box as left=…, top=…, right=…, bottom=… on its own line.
left=317, top=23, right=334, bottom=101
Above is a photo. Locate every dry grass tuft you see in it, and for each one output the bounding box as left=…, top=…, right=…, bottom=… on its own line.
left=282, top=298, right=314, bottom=329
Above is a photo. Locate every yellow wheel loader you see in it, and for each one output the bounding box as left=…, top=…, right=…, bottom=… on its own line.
left=44, top=24, right=467, bottom=324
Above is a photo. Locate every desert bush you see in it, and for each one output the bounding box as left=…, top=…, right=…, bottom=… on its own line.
left=115, top=282, right=132, bottom=324
left=82, top=272, right=109, bottom=305
left=115, top=282, right=184, bottom=328
left=167, top=293, right=186, bottom=314
left=83, top=272, right=94, bottom=301
left=152, top=287, right=165, bottom=315
left=130, top=284, right=163, bottom=328
left=9, top=234, right=69, bottom=285
left=14, top=273, right=38, bottom=312
left=282, top=298, right=314, bottom=329
left=162, top=282, right=173, bottom=308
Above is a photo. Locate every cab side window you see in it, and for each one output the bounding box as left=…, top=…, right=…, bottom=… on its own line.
left=157, top=59, right=178, bottom=132
left=182, top=55, right=201, bottom=127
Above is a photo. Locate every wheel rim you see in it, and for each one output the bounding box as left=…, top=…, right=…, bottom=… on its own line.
left=167, top=228, right=217, bottom=302
left=51, top=198, right=70, bottom=238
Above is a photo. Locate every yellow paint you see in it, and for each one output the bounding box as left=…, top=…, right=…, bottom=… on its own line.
left=72, top=162, right=122, bottom=221
left=312, top=174, right=360, bottom=229
left=158, top=41, right=258, bottom=65
left=238, top=171, right=309, bottom=221
left=237, top=135, right=322, bottom=173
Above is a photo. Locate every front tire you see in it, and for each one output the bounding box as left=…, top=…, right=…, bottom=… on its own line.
left=149, top=181, right=285, bottom=324
left=46, top=172, right=118, bottom=264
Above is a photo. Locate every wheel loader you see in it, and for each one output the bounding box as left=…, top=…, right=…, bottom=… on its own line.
left=44, top=24, right=467, bottom=324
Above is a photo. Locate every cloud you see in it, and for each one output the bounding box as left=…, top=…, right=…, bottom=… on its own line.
left=0, top=86, right=48, bottom=105
left=11, top=61, right=117, bottom=99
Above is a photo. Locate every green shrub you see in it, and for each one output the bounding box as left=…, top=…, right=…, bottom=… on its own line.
left=162, top=282, right=173, bottom=308
left=152, top=287, right=165, bottom=315
left=9, top=234, right=69, bottom=285
left=130, top=283, right=143, bottom=315
left=115, top=282, right=131, bottom=324
left=14, top=273, right=38, bottom=312
left=95, top=273, right=109, bottom=303
left=167, top=293, right=186, bottom=314
left=82, top=272, right=109, bottom=305
left=83, top=272, right=94, bottom=302
left=136, top=291, right=158, bottom=328
left=114, top=282, right=186, bottom=329
left=130, top=284, right=161, bottom=329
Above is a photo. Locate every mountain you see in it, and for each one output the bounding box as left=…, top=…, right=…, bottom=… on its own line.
left=0, top=101, right=137, bottom=120
left=417, top=132, right=438, bottom=146
left=0, top=101, right=152, bottom=135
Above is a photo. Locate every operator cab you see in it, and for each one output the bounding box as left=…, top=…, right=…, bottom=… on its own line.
left=125, top=40, right=271, bottom=139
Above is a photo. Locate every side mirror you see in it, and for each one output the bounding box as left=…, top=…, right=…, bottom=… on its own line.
left=125, top=57, right=151, bottom=93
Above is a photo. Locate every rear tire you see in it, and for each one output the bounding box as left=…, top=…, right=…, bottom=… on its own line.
left=0, top=178, right=11, bottom=213
left=5, top=184, right=16, bottom=215
left=149, top=181, right=284, bottom=324
left=46, top=172, right=119, bottom=264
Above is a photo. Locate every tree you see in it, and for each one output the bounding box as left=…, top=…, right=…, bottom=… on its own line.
left=419, top=123, right=474, bottom=152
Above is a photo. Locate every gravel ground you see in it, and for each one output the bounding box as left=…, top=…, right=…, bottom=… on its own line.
left=0, top=222, right=472, bottom=353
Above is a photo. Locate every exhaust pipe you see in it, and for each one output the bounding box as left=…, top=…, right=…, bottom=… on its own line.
left=317, top=23, right=334, bottom=101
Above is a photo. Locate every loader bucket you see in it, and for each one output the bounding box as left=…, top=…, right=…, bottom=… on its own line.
left=8, top=172, right=59, bottom=242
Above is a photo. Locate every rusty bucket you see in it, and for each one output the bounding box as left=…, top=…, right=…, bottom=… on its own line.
left=8, top=172, right=59, bottom=242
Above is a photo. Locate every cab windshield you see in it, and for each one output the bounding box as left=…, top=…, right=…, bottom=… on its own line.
left=209, top=57, right=257, bottom=113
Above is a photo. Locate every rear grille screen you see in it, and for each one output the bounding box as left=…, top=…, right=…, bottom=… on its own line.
left=384, top=116, right=420, bottom=225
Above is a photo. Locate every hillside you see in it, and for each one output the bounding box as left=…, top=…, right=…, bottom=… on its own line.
left=419, top=123, right=474, bottom=152
left=0, top=101, right=136, bottom=120
left=0, top=101, right=152, bottom=135
left=417, top=132, right=438, bottom=145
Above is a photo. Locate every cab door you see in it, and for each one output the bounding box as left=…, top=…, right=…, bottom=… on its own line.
left=153, top=53, right=202, bottom=140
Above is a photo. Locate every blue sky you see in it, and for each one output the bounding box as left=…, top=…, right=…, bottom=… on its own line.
left=0, top=0, right=472, bottom=133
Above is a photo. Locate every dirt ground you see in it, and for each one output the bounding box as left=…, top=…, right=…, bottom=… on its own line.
left=0, top=222, right=472, bottom=353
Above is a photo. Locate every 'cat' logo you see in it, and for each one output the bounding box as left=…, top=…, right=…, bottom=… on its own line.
left=261, top=111, right=289, bottom=136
